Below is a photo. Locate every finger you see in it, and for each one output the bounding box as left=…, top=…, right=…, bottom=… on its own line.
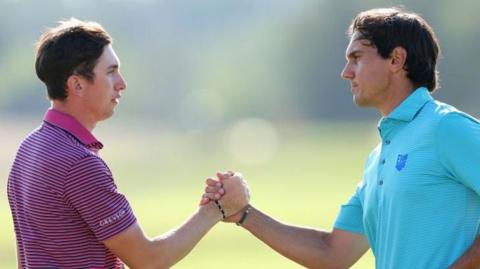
left=206, top=177, right=222, bottom=187
left=199, top=196, right=210, bottom=205
left=202, top=192, right=222, bottom=201
left=216, top=172, right=228, bottom=181
left=205, top=185, right=225, bottom=195
left=216, top=171, right=234, bottom=182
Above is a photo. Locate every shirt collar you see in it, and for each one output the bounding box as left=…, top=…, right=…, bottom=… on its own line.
left=385, top=87, right=433, bottom=122
left=43, top=108, right=103, bottom=150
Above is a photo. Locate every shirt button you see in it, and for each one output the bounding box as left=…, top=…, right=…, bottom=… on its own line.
left=381, top=159, right=386, bottom=165
left=379, top=180, right=384, bottom=185
left=385, top=140, right=391, bottom=145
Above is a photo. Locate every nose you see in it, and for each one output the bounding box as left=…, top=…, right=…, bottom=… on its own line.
left=341, top=63, right=353, bottom=80
left=116, top=73, right=127, bottom=91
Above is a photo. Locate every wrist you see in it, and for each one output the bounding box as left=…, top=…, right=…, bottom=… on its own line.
left=214, top=200, right=226, bottom=220
left=199, top=202, right=223, bottom=223
left=236, top=204, right=251, bottom=226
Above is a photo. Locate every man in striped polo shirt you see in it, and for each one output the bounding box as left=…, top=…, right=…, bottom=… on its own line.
left=7, top=18, right=250, bottom=268
left=205, top=7, right=480, bottom=268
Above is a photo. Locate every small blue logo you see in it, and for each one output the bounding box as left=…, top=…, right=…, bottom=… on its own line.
left=396, top=154, right=408, bottom=171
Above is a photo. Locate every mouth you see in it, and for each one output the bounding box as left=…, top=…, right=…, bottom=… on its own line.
left=112, top=96, right=121, bottom=104
left=350, top=83, right=359, bottom=93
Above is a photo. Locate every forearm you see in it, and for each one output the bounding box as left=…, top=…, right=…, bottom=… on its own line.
left=149, top=203, right=222, bottom=268
left=105, top=209, right=220, bottom=269
left=449, top=236, right=480, bottom=269
left=240, top=206, right=339, bottom=269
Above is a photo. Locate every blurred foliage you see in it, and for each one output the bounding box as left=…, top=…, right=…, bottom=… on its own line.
left=0, top=0, right=479, bottom=127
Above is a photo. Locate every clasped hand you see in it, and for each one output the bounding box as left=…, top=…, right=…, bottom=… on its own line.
left=200, top=171, right=250, bottom=222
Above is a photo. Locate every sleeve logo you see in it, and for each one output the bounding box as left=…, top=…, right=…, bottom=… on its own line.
left=99, top=209, right=126, bottom=227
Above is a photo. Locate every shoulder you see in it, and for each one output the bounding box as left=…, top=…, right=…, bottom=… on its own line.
left=436, top=106, right=479, bottom=136
left=430, top=100, right=477, bottom=123
left=64, top=154, right=115, bottom=198
left=432, top=104, right=480, bottom=153
left=18, top=122, right=108, bottom=176
left=68, top=154, right=110, bottom=176
left=418, top=100, right=479, bottom=132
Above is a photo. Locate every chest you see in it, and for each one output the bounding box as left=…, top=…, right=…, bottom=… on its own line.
left=361, top=122, right=457, bottom=220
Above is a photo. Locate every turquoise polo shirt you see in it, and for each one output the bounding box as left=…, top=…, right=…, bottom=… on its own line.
left=335, top=87, right=480, bottom=268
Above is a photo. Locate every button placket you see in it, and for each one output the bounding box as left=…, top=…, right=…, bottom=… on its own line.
left=377, top=138, right=391, bottom=186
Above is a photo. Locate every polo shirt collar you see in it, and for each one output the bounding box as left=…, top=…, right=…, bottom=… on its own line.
left=385, top=87, right=433, bottom=122
left=43, top=108, right=103, bottom=150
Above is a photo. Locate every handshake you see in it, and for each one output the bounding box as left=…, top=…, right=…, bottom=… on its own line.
left=199, top=171, right=251, bottom=224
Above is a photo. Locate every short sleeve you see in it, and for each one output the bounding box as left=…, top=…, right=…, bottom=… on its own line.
left=437, top=112, right=480, bottom=195
left=64, top=155, right=137, bottom=241
left=334, top=183, right=365, bottom=235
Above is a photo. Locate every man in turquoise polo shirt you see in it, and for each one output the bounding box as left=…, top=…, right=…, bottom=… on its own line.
left=203, top=7, right=480, bottom=268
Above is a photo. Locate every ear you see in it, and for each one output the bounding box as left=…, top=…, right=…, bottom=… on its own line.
left=390, top=47, right=407, bottom=73
left=66, top=75, right=85, bottom=97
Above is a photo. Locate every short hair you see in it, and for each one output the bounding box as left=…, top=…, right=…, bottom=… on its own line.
left=348, top=7, right=440, bottom=92
left=35, top=18, right=112, bottom=100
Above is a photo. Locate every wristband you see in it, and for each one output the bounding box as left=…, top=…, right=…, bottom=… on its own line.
left=236, top=205, right=251, bottom=226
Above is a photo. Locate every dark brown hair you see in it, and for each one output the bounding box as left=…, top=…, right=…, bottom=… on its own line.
left=35, top=18, right=112, bottom=100
left=349, top=7, right=440, bottom=92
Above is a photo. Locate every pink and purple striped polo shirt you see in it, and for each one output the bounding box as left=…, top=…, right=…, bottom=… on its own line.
left=7, top=108, right=136, bottom=268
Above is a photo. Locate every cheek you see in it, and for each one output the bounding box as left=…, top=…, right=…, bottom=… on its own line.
left=352, top=64, right=368, bottom=84
left=371, top=66, right=390, bottom=85
left=359, top=62, right=387, bottom=83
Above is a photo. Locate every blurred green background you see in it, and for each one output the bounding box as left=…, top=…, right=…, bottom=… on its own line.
left=1, top=0, right=479, bottom=268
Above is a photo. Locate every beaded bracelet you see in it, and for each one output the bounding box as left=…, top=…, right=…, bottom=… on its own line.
left=214, top=201, right=226, bottom=220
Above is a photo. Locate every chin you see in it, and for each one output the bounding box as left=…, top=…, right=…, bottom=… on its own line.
left=107, top=110, right=115, bottom=118
left=101, top=110, right=115, bottom=121
left=353, top=96, right=370, bottom=107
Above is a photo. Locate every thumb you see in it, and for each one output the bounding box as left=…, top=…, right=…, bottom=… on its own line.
left=216, top=171, right=234, bottom=183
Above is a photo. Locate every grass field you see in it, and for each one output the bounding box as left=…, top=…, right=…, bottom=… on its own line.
left=0, top=119, right=378, bottom=268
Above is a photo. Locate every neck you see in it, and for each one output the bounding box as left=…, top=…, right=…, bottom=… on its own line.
left=377, top=80, right=416, bottom=116
left=51, top=100, right=97, bottom=131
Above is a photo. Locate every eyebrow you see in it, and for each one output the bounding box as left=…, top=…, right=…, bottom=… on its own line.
left=107, top=64, right=119, bottom=70
left=346, top=49, right=363, bottom=59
